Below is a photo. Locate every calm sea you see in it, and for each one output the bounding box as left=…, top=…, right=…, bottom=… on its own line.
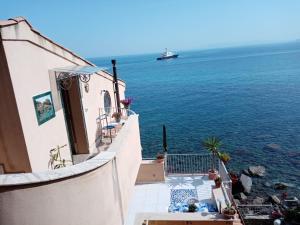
left=90, top=42, right=300, bottom=197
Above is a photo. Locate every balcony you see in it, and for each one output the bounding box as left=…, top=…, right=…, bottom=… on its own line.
left=95, top=107, right=136, bottom=150
left=127, top=154, right=243, bottom=225
left=71, top=107, right=136, bottom=164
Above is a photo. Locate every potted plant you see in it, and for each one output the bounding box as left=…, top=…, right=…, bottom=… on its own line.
left=222, top=205, right=236, bottom=219
left=218, top=152, right=230, bottom=164
left=188, top=203, right=197, bottom=212
left=112, top=112, right=122, bottom=122
left=156, top=152, right=165, bottom=163
left=202, top=136, right=221, bottom=180
left=229, top=172, right=239, bottom=185
left=120, top=98, right=133, bottom=109
left=214, top=176, right=222, bottom=188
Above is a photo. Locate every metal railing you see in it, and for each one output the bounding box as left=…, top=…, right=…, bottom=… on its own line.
left=237, top=204, right=273, bottom=218
left=90, top=107, right=136, bottom=148
left=219, top=160, right=233, bottom=201
left=165, top=154, right=233, bottom=204
left=165, top=154, right=218, bottom=174
left=99, top=107, right=135, bottom=121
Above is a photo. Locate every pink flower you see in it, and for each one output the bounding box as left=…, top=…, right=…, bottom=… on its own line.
left=120, top=98, right=133, bottom=108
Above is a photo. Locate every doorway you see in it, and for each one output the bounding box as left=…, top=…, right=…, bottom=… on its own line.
left=60, top=76, right=89, bottom=155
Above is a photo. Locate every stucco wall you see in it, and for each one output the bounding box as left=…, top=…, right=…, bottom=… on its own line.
left=0, top=115, right=142, bottom=225
left=81, top=73, right=125, bottom=152
left=1, top=20, right=125, bottom=172
left=4, top=38, right=74, bottom=172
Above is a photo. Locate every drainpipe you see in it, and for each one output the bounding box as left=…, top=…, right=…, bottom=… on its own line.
left=112, top=59, right=121, bottom=113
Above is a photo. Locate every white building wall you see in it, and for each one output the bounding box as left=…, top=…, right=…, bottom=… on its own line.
left=81, top=72, right=125, bottom=152
left=1, top=20, right=125, bottom=172
left=4, top=41, right=74, bottom=172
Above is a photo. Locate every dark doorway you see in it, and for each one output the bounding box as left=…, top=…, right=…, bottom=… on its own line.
left=60, top=77, right=89, bottom=155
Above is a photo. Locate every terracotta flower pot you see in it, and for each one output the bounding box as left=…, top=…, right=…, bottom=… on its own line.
left=215, top=180, right=222, bottom=188
left=230, top=174, right=239, bottom=185
left=222, top=208, right=236, bottom=219
left=156, top=158, right=164, bottom=163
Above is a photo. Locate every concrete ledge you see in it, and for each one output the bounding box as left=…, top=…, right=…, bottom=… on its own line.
left=0, top=114, right=142, bottom=225
left=134, top=212, right=237, bottom=225
left=0, top=115, right=138, bottom=187
left=136, top=160, right=165, bottom=183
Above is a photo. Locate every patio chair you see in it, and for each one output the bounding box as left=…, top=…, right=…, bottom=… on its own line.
left=97, top=114, right=117, bottom=143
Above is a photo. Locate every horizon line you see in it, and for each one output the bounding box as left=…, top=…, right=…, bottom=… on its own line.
left=87, top=39, right=299, bottom=59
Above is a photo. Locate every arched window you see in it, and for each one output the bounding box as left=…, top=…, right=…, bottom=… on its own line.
left=103, top=91, right=111, bottom=114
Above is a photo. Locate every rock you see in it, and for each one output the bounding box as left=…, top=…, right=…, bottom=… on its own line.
left=287, top=151, right=300, bottom=158
left=256, top=134, right=275, bottom=139
left=269, top=195, right=281, bottom=204
left=234, top=198, right=241, bottom=205
left=274, top=182, right=289, bottom=190
left=264, top=181, right=272, bottom=187
left=240, top=174, right=252, bottom=194
left=242, top=169, right=250, bottom=176
left=263, top=143, right=281, bottom=151
left=248, top=166, right=266, bottom=177
left=253, top=196, right=265, bottom=204
left=239, top=192, right=248, bottom=201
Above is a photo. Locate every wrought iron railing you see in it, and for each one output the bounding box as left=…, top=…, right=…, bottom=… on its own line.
left=99, top=107, right=135, bottom=121
left=237, top=204, right=273, bottom=218
left=165, top=153, right=233, bottom=205
left=165, top=154, right=218, bottom=174
left=219, top=160, right=233, bottom=201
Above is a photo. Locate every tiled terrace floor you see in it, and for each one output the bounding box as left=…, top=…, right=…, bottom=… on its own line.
left=125, top=175, right=216, bottom=225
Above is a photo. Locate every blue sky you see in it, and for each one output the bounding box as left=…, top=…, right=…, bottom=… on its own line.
left=1, top=0, right=300, bottom=57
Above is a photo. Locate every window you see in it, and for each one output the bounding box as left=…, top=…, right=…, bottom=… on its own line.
left=103, top=91, right=111, bottom=114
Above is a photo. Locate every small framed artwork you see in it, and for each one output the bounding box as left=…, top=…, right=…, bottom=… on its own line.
left=33, top=91, right=56, bottom=125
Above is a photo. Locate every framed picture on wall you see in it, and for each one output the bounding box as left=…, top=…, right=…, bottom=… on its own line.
left=33, top=91, right=56, bottom=125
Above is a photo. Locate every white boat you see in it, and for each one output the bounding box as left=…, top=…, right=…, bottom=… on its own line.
left=157, top=48, right=178, bottom=60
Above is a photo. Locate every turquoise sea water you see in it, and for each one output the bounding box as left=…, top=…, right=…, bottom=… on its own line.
left=90, top=42, right=300, bottom=197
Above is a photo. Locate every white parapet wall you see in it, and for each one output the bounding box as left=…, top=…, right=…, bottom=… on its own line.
left=0, top=115, right=142, bottom=225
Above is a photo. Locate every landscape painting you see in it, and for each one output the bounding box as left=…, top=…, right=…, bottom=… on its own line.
left=33, top=91, right=55, bottom=125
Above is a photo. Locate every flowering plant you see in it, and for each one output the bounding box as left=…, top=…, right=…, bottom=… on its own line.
left=112, top=112, right=122, bottom=121
left=120, top=98, right=133, bottom=109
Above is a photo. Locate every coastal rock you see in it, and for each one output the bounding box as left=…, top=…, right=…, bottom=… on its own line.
left=239, top=192, right=248, bottom=201
left=234, top=198, right=241, bottom=205
left=274, top=182, right=289, bottom=190
left=264, top=181, right=272, bottom=187
left=263, top=143, right=281, bottom=151
left=240, top=174, right=252, bottom=194
left=255, top=134, right=275, bottom=139
left=287, top=151, right=300, bottom=158
left=248, top=166, right=266, bottom=177
left=242, top=169, right=250, bottom=176
left=253, top=196, right=265, bottom=205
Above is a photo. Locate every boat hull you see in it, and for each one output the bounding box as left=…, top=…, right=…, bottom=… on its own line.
left=156, top=54, right=178, bottom=60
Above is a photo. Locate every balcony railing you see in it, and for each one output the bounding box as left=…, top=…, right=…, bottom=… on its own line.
left=93, top=107, right=136, bottom=149
left=165, top=153, right=233, bottom=204
left=237, top=204, right=273, bottom=218
left=219, top=159, right=233, bottom=201
left=165, top=154, right=218, bottom=174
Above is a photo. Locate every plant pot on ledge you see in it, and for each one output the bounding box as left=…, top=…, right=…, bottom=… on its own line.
left=222, top=206, right=236, bottom=219
left=156, top=153, right=165, bottom=163
left=214, top=176, right=222, bottom=188
left=208, top=169, right=218, bottom=180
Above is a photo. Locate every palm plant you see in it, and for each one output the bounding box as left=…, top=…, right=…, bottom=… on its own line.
left=202, top=136, right=222, bottom=172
